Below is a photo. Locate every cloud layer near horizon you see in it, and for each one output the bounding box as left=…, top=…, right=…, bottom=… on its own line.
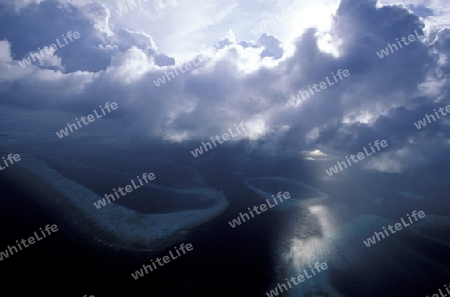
left=0, top=0, right=449, bottom=174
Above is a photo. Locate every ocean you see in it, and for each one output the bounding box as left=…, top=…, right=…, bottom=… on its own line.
left=1, top=143, right=450, bottom=297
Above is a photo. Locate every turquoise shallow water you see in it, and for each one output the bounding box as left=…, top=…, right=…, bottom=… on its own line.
left=239, top=173, right=450, bottom=297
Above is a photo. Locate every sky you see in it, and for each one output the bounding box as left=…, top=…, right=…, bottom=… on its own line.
left=0, top=0, right=449, bottom=174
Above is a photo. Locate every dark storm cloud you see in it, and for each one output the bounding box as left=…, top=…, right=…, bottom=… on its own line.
left=0, top=0, right=112, bottom=72
left=0, top=0, right=448, bottom=172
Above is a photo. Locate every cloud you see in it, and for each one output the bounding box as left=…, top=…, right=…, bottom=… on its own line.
left=0, top=0, right=449, bottom=174
left=301, top=149, right=332, bottom=160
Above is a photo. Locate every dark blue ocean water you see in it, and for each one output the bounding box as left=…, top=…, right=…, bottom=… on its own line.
left=1, top=144, right=450, bottom=297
